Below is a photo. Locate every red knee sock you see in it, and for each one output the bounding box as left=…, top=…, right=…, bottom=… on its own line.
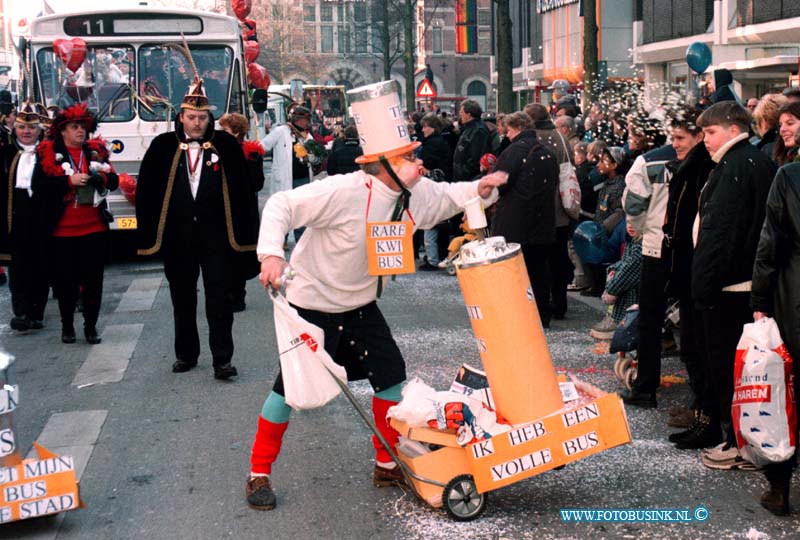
left=250, top=416, right=289, bottom=475
left=372, top=396, right=400, bottom=464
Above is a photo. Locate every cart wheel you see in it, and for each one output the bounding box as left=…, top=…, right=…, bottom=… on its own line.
left=446, top=262, right=457, bottom=276
left=624, top=366, right=638, bottom=390
left=617, top=356, right=633, bottom=382
left=443, top=474, right=486, bottom=521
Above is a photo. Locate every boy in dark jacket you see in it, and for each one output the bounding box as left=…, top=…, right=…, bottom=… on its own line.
left=691, top=101, right=777, bottom=470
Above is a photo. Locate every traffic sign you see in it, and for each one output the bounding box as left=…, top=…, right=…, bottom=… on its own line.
left=416, top=79, right=436, bottom=98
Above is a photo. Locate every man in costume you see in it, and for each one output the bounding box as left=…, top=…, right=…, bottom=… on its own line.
left=245, top=81, right=506, bottom=510
left=136, top=76, right=259, bottom=380
left=0, top=101, right=48, bottom=331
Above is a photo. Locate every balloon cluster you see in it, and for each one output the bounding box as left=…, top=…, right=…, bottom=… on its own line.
left=232, top=0, right=270, bottom=91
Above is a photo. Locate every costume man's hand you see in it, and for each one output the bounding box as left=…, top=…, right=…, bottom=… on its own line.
left=260, top=256, right=288, bottom=290
left=477, top=171, right=508, bottom=198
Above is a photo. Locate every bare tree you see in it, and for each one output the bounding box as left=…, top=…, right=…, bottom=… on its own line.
left=583, top=0, right=599, bottom=106
left=493, top=0, right=513, bottom=113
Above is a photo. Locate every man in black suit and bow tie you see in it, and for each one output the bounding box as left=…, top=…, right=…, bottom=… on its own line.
left=136, top=76, right=259, bottom=380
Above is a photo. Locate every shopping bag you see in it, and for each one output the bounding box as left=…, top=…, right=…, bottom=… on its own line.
left=557, top=135, right=581, bottom=220
left=732, top=317, right=796, bottom=467
left=271, top=293, right=347, bottom=410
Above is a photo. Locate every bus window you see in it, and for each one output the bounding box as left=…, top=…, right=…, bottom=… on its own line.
left=138, top=44, right=232, bottom=121
left=35, top=46, right=134, bottom=122
left=228, top=61, right=242, bottom=114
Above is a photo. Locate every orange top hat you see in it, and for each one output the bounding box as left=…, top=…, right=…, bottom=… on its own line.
left=347, top=80, right=420, bottom=164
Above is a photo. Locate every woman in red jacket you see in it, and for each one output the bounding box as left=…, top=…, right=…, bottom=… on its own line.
left=32, top=104, right=118, bottom=344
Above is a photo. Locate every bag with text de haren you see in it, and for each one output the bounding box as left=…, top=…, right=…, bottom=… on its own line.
left=732, top=317, right=797, bottom=467
left=271, top=293, right=347, bottom=410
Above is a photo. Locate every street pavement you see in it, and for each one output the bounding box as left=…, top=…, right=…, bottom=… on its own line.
left=0, top=254, right=797, bottom=540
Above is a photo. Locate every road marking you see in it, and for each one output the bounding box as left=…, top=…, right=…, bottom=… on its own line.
left=8, top=410, right=109, bottom=539
left=72, top=324, right=144, bottom=387
left=115, top=276, right=163, bottom=312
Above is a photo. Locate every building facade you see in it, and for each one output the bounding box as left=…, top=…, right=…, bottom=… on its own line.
left=499, top=0, right=636, bottom=110
left=634, top=0, right=800, bottom=103
left=256, top=0, right=493, bottom=112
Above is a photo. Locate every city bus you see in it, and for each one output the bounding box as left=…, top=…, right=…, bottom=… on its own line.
left=266, top=84, right=348, bottom=130
left=26, top=7, right=251, bottom=230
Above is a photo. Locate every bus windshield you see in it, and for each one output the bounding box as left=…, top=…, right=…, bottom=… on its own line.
left=138, top=44, right=232, bottom=121
left=36, top=45, right=134, bottom=122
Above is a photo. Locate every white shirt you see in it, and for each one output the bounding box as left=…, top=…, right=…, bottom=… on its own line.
left=257, top=171, right=498, bottom=313
left=15, top=143, right=38, bottom=196
left=186, top=142, right=202, bottom=199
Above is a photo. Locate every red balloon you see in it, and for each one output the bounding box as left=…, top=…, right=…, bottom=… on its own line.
left=232, top=0, right=252, bottom=21
left=242, top=18, right=257, bottom=41
left=53, top=38, right=87, bottom=73
left=247, top=63, right=270, bottom=91
left=244, top=41, right=260, bottom=64
left=118, top=173, right=137, bottom=205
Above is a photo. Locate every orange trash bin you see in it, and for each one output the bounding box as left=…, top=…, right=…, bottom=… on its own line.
left=456, top=239, right=563, bottom=424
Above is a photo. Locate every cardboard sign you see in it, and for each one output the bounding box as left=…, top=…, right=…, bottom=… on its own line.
left=466, top=392, right=631, bottom=493
left=0, top=443, right=81, bottom=523
left=391, top=389, right=631, bottom=507
left=365, top=221, right=415, bottom=276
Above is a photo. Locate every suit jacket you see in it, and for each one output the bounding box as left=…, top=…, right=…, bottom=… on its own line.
left=136, top=120, right=259, bottom=275
left=0, top=141, right=38, bottom=260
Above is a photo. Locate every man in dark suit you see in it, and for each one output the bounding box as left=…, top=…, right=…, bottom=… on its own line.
left=136, top=77, right=259, bottom=380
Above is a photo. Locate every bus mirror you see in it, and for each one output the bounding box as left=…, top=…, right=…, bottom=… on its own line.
left=251, top=89, right=268, bottom=114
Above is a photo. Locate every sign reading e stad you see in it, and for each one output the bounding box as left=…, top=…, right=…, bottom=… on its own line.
left=0, top=443, right=81, bottom=523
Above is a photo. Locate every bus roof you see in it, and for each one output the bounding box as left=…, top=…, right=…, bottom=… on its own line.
left=29, top=8, right=240, bottom=42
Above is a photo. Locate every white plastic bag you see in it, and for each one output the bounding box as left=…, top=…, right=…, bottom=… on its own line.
left=387, top=378, right=510, bottom=446
left=732, top=317, right=797, bottom=467
left=557, top=135, right=581, bottom=220
left=271, top=293, right=347, bottom=410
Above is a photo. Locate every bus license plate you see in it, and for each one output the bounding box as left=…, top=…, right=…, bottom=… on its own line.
left=116, top=217, right=138, bottom=229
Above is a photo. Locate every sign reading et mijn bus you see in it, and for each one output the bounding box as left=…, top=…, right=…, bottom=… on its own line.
left=1, top=355, right=81, bottom=524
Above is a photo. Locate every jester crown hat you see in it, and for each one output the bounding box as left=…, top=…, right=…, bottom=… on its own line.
left=37, top=104, right=55, bottom=128
left=15, top=100, right=40, bottom=126
left=181, top=76, right=210, bottom=111
left=49, top=102, right=98, bottom=139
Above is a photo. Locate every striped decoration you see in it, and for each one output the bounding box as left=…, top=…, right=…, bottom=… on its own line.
left=456, top=0, right=477, bottom=54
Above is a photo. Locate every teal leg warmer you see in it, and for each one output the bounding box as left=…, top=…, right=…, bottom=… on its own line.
left=260, top=391, right=292, bottom=423
left=374, top=383, right=403, bottom=403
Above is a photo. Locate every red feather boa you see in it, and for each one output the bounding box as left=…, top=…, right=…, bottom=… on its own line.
left=242, top=140, right=265, bottom=161
left=86, top=136, right=110, bottom=161
left=36, top=140, right=65, bottom=177
left=36, top=138, right=115, bottom=177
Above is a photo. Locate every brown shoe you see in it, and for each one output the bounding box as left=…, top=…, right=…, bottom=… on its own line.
left=667, top=408, right=695, bottom=428
left=761, top=483, right=790, bottom=516
left=373, top=464, right=407, bottom=487
left=246, top=475, right=276, bottom=510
